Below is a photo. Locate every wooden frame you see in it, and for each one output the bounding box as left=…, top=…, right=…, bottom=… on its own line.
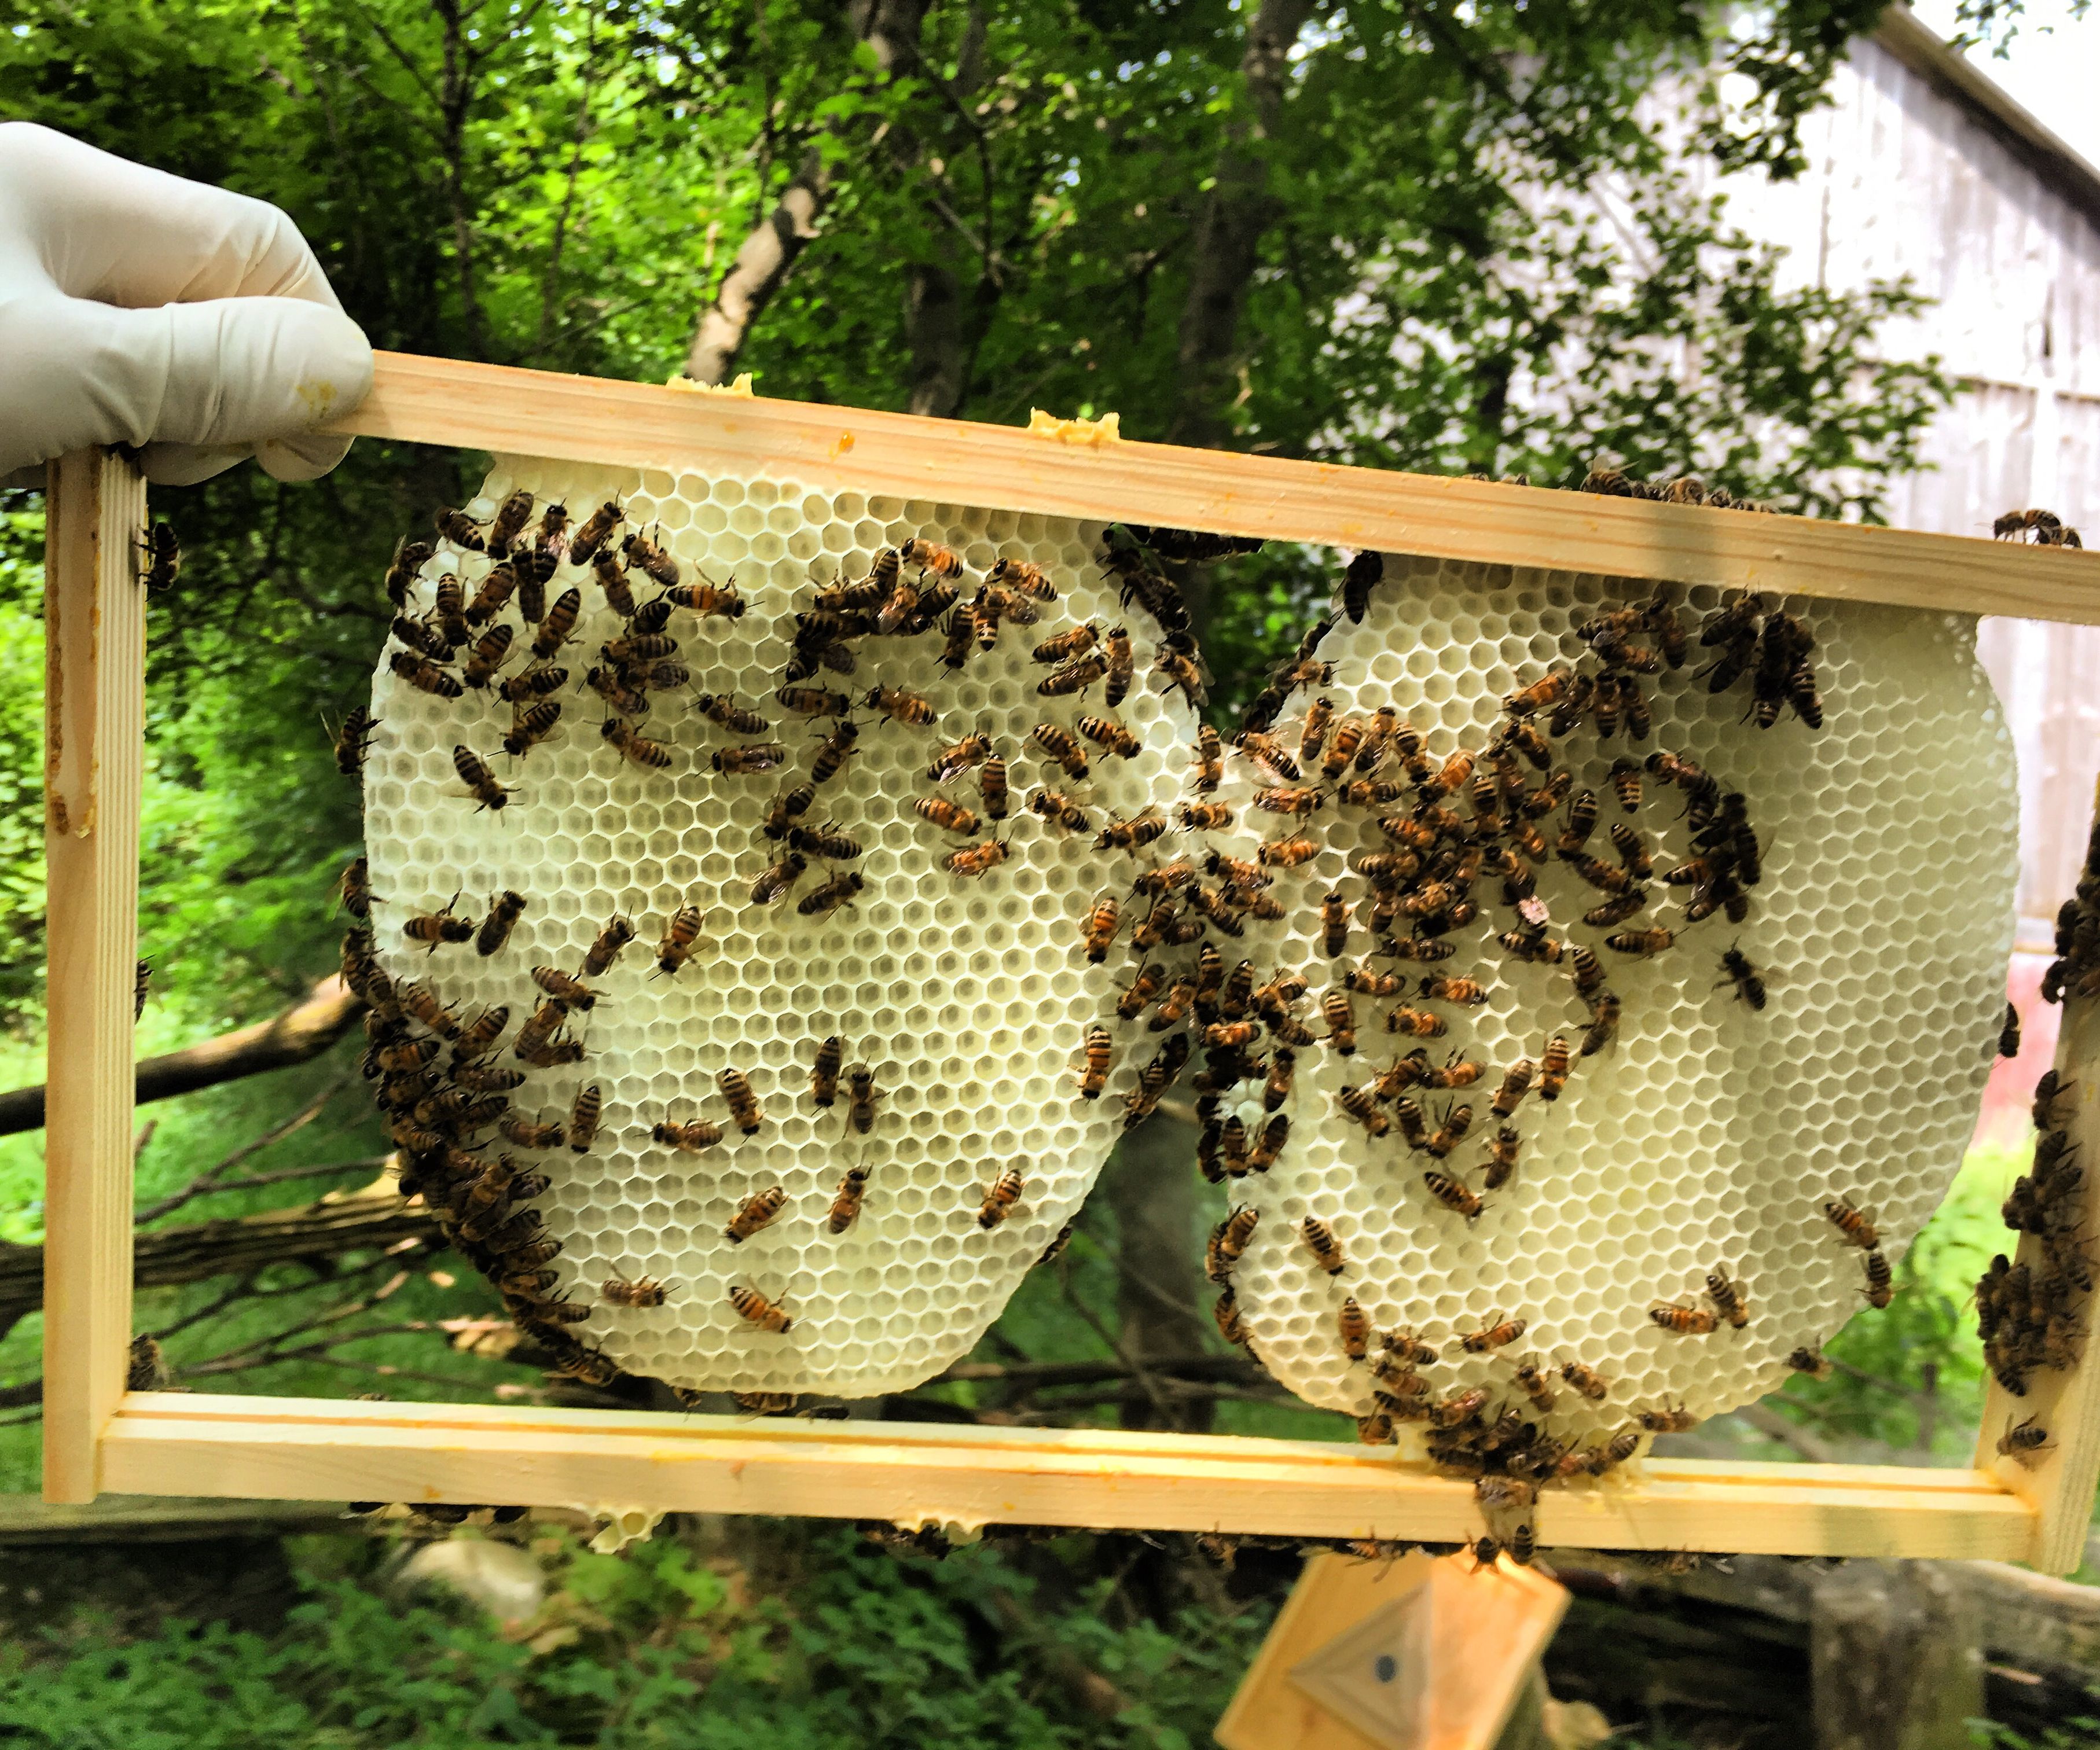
left=39, top=352, right=2100, bottom=1571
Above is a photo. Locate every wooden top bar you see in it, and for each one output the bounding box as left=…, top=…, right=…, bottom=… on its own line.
left=326, top=351, right=2100, bottom=627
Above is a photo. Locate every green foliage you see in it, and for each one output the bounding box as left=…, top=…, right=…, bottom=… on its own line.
left=0, top=1523, right=1273, bottom=1749
left=0, top=0, right=1949, bottom=1024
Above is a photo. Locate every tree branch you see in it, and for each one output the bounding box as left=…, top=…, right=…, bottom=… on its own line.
left=0, top=974, right=364, bottom=1139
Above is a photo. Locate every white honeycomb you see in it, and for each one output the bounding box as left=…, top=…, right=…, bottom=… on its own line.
left=361, top=458, right=1201, bottom=1396
left=1188, top=552, right=2018, bottom=1448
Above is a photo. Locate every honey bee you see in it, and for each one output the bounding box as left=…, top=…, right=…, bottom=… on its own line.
left=718, top=1067, right=765, bottom=1136
left=1254, top=786, right=1324, bottom=817
left=1315, top=891, right=1351, bottom=958
left=728, top=1285, right=793, bottom=1333
left=1345, top=965, right=1403, bottom=997
left=797, top=870, right=865, bottom=917
left=1539, top=1035, right=1571, bottom=1101
left=459, top=623, right=515, bottom=690
left=1787, top=1345, right=1833, bottom=1381
left=1032, top=622, right=1099, bottom=666
left=1581, top=992, right=1622, bottom=1057
left=713, top=742, right=788, bottom=775
left=1423, top=1169, right=1482, bottom=1219
left=1075, top=1023, right=1114, bottom=1100
left=1999, top=999, right=2021, bottom=1058
left=1124, top=1035, right=1189, bottom=1128
left=945, top=837, right=1010, bottom=878
left=803, top=720, right=860, bottom=787
left=1425, top=1102, right=1474, bottom=1159
left=448, top=744, right=512, bottom=812
left=453, top=1003, right=511, bottom=1061
left=1460, top=1315, right=1526, bottom=1353
left=1718, top=946, right=1767, bottom=1010
left=1636, top=1403, right=1697, bottom=1434
left=1863, top=1249, right=1894, bottom=1308
left=971, top=1167, right=1026, bottom=1229
left=1030, top=723, right=1091, bottom=781
left=691, top=693, right=769, bottom=734
left=891, top=536, right=960, bottom=580
left=1503, top=668, right=1572, bottom=718
left=2034, top=1069, right=2071, bottom=1131
left=1236, top=731, right=1302, bottom=784
left=1177, top=800, right=1234, bottom=833
left=1649, top=1302, right=1719, bottom=1336
left=1076, top=715, right=1141, bottom=759
left=332, top=704, right=378, bottom=781
left=622, top=530, right=681, bottom=588
left=603, top=717, right=674, bottom=769
left=1605, top=928, right=1675, bottom=957
left=1822, top=1196, right=1879, bottom=1250
left=1477, top=1061, right=1533, bottom=1123
left=434, top=505, right=487, bottom=552
left=528, top=587, right=581, bottom=662
left=553, top=1083, right=602, bottom=1156
left=938, top=607, right=974, bottom=670
left=1387, top=1005, right=1446, bottom=1041
left=1437, top=1388, right=1491, bottom=1428
left=1561, top=1359, right=1610, bottom=1401
left=1092, top=624, right=1130, bottom=707
left=390, top=649, right=463, bottom=698
left=970, top=756, right=1009, bottom=822
left=502, top=698, right=563, bottom=760
left=1096, top=807, right=1168, bottom=851
left=1420, top=975, right=1488, bottom=1007
left=500, top=1116, right=564, bottom=1150
left=1302, top=1215, right=1348, bottom=1276
left=750, top=852, right=807, bottom=906
left=1208, top=1205, right=1260, bottom=1283
left=1188, top=723, right=1225, bottom=795
left=1258, top=833, right=1319, bottom=868
left=529, top=964, right=597, bottom=1011
left=1323, top=990, right=1358, bottom=1054
left=655, top=903, right=706, bottom=976
left=384, top=535, right=435, bottom=605
left=1336, top=1082, right=1392, bottom=1137
left=1298, top=697, right=1334, bottom=763
left=721, top=1185, right=789, bottom=1244
left=987, top=557, right=1056, bottom=600
left=1336, top=1296, right=1373, bottom=1361
left=603, top=631, right=680, bottom=666
left=788, top=821, right=864, bottom=863
left=404, top=895, right=475, bottom=950
left=581, top=914, right=634, bottom=979
left=828, top=1164, right=871, bottom=1234
left=1998, top=1413, right=2055, bottom=1468
left=653, top=1117, right=724, bottom=1151
left=339, top=855, right=373, bottom=922
left=1038, top=653, right=1107, bottom=697
left=1393, top=933, right=1462, bottom=963
left=1705, top=1265, right=1749, bottom=1329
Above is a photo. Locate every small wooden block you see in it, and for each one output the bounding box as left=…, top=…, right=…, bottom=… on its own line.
left=1217, top=1550, right=1569, bottom=1750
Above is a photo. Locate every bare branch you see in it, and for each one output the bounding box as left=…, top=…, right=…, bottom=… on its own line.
left=0, top=975, right=364, bottom=1139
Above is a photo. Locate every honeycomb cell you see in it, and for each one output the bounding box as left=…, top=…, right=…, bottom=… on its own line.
left=363, top=456, right=1202, bottom=1396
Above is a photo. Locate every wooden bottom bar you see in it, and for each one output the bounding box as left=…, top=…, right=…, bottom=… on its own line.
left=100, top=1393, right=2034, bottom=1560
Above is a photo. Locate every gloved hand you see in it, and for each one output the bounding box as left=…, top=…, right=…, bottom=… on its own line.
left=0, top=123, right=373, bottom=487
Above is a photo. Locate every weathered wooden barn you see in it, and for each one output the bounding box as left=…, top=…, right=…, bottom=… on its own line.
left=1725, top=4, right=2100, bottom=936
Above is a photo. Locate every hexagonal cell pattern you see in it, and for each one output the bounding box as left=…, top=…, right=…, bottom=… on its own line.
left=362, top=458, right=1202, bottom=1396
left=1184, top=552, right=2018, bottom=1451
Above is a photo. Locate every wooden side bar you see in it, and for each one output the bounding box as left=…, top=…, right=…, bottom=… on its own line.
left=41, top=451, right=147, bottom=1505
left=100, top=1394, right=2035, bottom=1559
left=325, top=351, right=2100, bottom=627
left=1976, top=777, right=2100, bottom=1574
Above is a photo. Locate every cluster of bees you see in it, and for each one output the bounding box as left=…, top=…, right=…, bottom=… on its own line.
left=1200, top=1198, right=1699, bottom=1562
left=2042, top=818, right=2100, bottom=1006
left=369, top=488, right=746, bottom=795
left=340, top=494, right=1223, bottom=1381
left=1994, top=506, right=2086, bottom=549
left=1978, top=1069, right=2088, bottom=1408
left=1577, top=464, right=1777, bottom=514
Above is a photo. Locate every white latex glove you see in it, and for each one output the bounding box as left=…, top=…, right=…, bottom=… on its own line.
left=0, top=123, right=373, bottom=487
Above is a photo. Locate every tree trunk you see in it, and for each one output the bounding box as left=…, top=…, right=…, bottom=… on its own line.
left=1809, top=1560, right=1985, bottom=1750
left=1104, top=1113, right=1212, bottom=1431
left=1165, top=0, right=1317, bottom=450
left=681, top=0, right=930, bottom=384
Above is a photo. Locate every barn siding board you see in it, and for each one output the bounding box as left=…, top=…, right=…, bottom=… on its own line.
left=1708, top=19, right=2100, bottom=925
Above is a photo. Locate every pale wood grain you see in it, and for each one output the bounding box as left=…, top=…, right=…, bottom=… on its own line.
left=41, top=450, right=146, bottom=1505
left=98, top=1394, right=2032, bottom=1557
left=325, top=351, right=2100, bottom=626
